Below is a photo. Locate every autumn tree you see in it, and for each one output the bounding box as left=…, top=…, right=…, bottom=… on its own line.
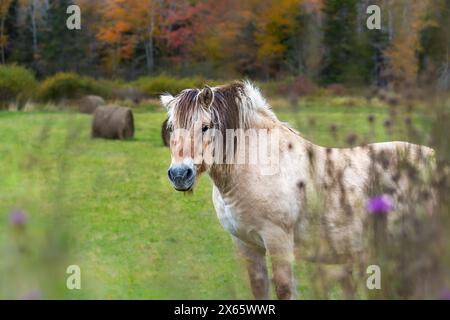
left=183, top=0, right=260, bottom=77
left=383, top=0, right=432, bottom=87
left=419, top=0, right=450, bottom=89
left=161, top=1, right=209, bottom=66
left=254, top=0, right=301, bottom=78
left=97, top=0, right=163, bottom=77
left=285, top=0, right=324, bottom=78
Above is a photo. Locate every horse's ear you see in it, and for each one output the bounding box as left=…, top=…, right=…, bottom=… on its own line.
left=198, top=85, right=214, bottom=109
left=160, top=93, right=174, bottom=110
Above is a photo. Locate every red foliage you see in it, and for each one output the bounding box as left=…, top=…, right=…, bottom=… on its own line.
left=326, top=83, right=347, bottom=96
left=279, top=76, right=317, bottom=97
left=163, top=2, right=210, bottom=52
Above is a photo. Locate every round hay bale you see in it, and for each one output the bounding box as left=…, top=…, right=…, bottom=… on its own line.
left=161, top=118, right=170, bottom=147
left=92, top=105, right=134, bottom=140
left=79, top=95, right=105, bottom=114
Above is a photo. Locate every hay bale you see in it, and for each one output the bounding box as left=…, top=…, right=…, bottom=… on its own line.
left=92, top=105, right=134, bottom=140
left=161, top=118, right=170, bottom=147
left=79, top=95, right=105, bottom=114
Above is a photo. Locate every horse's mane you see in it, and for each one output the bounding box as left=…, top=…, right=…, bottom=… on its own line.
left=164, top=80, right=301, bottom=175
left=167, top=80, right=279, bottom=133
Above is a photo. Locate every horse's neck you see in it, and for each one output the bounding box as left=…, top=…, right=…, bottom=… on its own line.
left=209, top=165, right=236, bottom=195
left=208, top=119, right=270, bottom=194
left=208, top=116, right=316, bottom=195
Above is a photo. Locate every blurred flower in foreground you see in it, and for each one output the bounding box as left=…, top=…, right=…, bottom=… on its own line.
left=9, top=210, right=27, bottom=227
left=367, top=195, right=394, bottom=214
left=19, top=290, right=42, bottom=300
left=439, top=289, right=450, bottom=300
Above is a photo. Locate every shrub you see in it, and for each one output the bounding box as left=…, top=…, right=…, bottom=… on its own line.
left=132, top=74, right=210, bottom=97
left=326, top=83, right=347, bottom=96
left=257, top=80, right=285, bottom=97
left=0, top=65, right=37, bottom=109
left=112, top=86, right=146, bottom=103
left=278, top=76, right=318, bottom=98
left=36, top=73, right=113, bottom=102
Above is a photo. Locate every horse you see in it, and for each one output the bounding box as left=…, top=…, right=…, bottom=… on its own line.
left=160, top=80, right=435, bottom=299
left=161, top=118, right=171, bottom=147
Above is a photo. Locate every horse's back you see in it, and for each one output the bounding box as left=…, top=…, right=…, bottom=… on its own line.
left=298, top=140, right=435, bottom=258
left=368, top=141, right=434, bottom=161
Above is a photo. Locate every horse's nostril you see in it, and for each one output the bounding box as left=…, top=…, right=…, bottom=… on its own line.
left=168, top=165, right=194, bottom=187
left=168, top=169, right=174, bottom=181
left=185, top=168, right=194, bottom=180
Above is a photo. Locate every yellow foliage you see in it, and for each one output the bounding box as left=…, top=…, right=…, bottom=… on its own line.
left=96, top=0, right=160, bottom=61
left=0, top=0, right=11, bottom=16
left=255, top=0, right=301, bottom=62
left=384, top=0, right=432, bottom=82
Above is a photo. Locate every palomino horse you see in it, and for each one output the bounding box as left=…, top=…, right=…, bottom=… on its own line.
left=161, top=81, right=434, bottom=299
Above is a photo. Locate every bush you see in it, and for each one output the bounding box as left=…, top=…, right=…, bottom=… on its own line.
left=326, top=83, right=347, bottom=96
left=36, top=73, right=113, bottom=102
left=257, top=80, right=284, bottom=97
left=132, top=74, right=212, bottom=97
left=257, top=77, right=318, bottom=100
left=278, top=76, right=318, bottom=98
left=0, top=65, right=37, bottom=109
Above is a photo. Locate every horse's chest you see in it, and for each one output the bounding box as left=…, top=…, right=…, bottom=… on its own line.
left=218, top=204, right=264, bottom=247
left=218, top=204, right=239, bottom=237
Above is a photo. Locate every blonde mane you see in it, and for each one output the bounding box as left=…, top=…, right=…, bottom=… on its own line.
left=163, top=80, right=279, bottom=132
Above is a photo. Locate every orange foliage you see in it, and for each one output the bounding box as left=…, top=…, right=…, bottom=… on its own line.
left=96, top=0, right=160, bottom=61
left=384, top=0, right=433, bottom=82
left=255, top=0, right=301, bottom=64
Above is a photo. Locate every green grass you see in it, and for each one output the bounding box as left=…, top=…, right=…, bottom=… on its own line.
left=0, top=100, right=429, bottom=299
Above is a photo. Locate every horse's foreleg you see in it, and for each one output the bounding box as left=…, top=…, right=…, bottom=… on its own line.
left=263, top=228, right=297, bottom=300
left=233, top=237, right=269, bottom=300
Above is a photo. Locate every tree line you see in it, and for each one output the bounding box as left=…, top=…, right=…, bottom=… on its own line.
left=0, top=0, right=449, bottom=89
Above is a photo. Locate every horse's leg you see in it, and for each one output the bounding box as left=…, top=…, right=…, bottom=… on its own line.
left=233, top=237, right=269, bottom=300
left=262, top=227, right=296, bottom=300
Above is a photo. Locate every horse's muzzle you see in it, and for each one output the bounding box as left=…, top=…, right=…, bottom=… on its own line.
left=168, top=164, right=196, bottom=191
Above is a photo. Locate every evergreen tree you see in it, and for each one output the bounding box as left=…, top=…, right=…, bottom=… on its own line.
left=12, top=3, right=35, bottom=69
left=285, top=6, right=322, bottom=79
left=234, top=21, right=259, bottom=77
left=4, top=0, right=18, bottom=62
left=366, top=25, right=389, bottom=87
left=321, top=0, right=358, bottom=84
left=40, top=0, right=85, bottom=75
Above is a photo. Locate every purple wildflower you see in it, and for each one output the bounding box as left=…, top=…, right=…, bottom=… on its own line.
left=9, top=210, right=27, bottom=227
left=19, top=290, right=42, bottom=300
left=367, top=195, right=394, bottom=214
left=439, top=289, right=450, bottom=300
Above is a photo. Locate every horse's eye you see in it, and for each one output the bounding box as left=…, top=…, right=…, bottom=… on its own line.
left=202, top=126, right=209, bottom=133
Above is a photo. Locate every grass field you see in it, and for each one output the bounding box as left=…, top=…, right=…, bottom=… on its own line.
left=0, top=99, right=429, bottom=299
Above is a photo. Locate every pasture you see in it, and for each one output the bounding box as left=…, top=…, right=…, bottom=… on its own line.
left=0, top=98, right=427, bottom=299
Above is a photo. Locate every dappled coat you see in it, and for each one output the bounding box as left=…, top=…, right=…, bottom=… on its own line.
left=161, top=81, right=435, bottom=299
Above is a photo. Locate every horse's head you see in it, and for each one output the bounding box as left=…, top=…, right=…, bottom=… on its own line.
left=160, top=81, right=276, bottom=191
left=161, top=84, right=236, bottom=191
